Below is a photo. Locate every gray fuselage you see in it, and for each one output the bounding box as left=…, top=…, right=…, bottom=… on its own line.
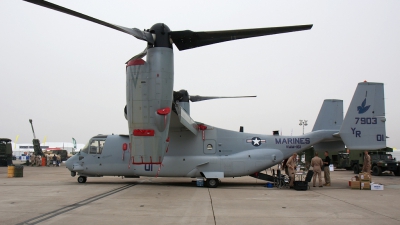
left=66, top=126, right=337, bottom=178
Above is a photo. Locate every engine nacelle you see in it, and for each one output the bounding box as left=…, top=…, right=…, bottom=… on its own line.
left=126, top=47, right=174, bottom=164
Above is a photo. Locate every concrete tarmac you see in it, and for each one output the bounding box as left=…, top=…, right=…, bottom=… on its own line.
left=1, top=161, right=400, bottom=225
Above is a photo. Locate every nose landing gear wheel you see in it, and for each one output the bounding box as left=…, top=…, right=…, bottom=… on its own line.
left=206, top=178, right=219, bottom=188
left=77, top=176, right=87, bottom=183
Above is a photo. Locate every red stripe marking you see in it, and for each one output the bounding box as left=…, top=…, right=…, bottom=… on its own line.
left=127, top=59, right=145, bottom=66
left=133, top=129, right=155, bottom=136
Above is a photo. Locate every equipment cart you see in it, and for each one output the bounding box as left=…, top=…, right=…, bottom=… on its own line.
left=294, top=170, right=313, bottom=191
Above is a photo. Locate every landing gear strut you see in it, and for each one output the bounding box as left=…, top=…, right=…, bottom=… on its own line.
left=77, top=176, right=87, bottom=183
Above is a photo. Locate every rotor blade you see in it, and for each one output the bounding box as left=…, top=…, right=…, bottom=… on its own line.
left=23, top=0, right=154, bottom=44
left=170, top=24, right=312, bottom=51
left=189, top=95, right=256, bottom=102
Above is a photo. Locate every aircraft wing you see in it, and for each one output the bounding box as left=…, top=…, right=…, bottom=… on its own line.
left=170, top=103, right=198, bottom=135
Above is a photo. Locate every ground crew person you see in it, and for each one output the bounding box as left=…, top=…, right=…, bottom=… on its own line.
left=311, top=152, right=324, bottom=187
left=52, top=154, right=57, bottom=167
left=362, top=151, right=371, bottom=174
left=281, top=158, right=289, bottom=175
left=286, top=153, right=297, bottom=188
left=36, top=155, right=42, bottom=167
left=30, top=154, right=35, bottom=166
left=323, top=151, right=331, bottom=186
left=56, top=154, right=61, bottom=167
left=46, top=155, right=51, bottom=167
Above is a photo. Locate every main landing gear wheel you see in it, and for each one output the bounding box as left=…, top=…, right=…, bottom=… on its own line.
left=206, top=178, right=219, bottom=188
left=77, top=176, right=87, bottom=183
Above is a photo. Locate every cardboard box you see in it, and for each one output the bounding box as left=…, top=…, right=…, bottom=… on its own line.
left=361, top=181, right=371, bottom=190
left=350, top=181, right=360, bottom=189
left=371, top=183, right=384, bottom=191
left=349, top=176, right=358, bottom=186
left=359, top=173, right=372, bottom=182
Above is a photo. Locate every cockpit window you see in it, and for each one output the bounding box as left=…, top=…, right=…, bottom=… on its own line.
left=81, top=138, right=106, bottom=154
left=81, top=142, right=89, bottom=154
left=89, top=139, right=106, bottom=154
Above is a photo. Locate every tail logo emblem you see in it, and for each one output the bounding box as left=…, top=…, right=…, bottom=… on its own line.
left=357, top=98, right=370, bottom=114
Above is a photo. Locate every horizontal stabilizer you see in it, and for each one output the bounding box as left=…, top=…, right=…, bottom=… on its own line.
left=339, top=82, right=386, bottom=150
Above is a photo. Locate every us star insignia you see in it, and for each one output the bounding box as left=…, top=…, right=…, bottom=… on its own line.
left=246, top=137, right=266, bottom=147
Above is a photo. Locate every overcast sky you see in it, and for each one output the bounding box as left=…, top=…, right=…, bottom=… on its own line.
left=0, top=1, right=399, bottom=149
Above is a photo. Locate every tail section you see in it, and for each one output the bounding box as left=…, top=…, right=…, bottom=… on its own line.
left=339, top=82, right=386, bottom=150
left=312, top=99, right=343, bottom=131
left=312, top=99, right=344, bottom=152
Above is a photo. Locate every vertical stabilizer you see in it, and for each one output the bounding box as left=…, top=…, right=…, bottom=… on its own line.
left=312, top=99, right=343, bottom=131
left=312, top=99, right=344, bottom=152
left=339, top=82, right=386, bottom=150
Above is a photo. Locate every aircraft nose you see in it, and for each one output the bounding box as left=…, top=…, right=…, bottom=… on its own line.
left=65, top=156, right=74, bottom=170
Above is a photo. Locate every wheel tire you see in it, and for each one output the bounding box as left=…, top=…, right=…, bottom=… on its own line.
left=206, top=178, right=219, bottom=188
left=77, top=176, right=87, bottom=183
left=353, top=164, right=359, bottom=174
left=394, top=168, right=400, bottom=176
left=372, top=166, right=382, bottom=176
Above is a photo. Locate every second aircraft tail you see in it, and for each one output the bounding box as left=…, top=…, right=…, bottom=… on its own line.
left=339, top=82, right=386, bottom=150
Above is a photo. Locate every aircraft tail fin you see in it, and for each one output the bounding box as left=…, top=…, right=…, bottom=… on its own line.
left=312, top=99, right=344, bottom=152
left=339, top=82, right=386, bottom=150
left=312, top=99, right=343, bottom=131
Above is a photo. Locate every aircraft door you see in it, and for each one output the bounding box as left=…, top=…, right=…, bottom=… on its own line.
left=203, top=140, right=216, bottom=154
left=86, top=139, right=106, bottom=172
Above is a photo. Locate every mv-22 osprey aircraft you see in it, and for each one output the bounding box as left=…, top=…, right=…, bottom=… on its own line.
left=24, top=1, right=386, bottom=187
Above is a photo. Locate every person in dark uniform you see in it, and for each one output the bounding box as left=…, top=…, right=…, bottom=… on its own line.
left=281, top=158, right=289, bottom=175
left=323, top=151, right=331, bottom=186
left=52, top=154, right=57, bottom=167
